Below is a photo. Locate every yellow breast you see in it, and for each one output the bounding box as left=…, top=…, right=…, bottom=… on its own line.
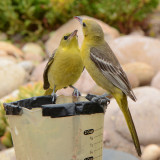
left=48, top=48, right=83, bottom=90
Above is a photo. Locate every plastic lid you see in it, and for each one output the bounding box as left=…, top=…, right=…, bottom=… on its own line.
left=3, top=96, right=104, bottom=118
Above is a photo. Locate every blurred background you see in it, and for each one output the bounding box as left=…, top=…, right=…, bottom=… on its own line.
left=0, top=0, right=160, bottom=159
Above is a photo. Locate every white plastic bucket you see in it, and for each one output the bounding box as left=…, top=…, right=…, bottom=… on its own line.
left=4, top=96, right=105, bottom=160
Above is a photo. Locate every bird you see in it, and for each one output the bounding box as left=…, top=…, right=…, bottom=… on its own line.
left=75, top=16, right=141, bottom=156
left=43, top=30, right=84, bottom=102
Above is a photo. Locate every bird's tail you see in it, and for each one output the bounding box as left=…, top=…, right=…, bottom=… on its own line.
left=44, top=88, right=53, bottom=95
left=113, top=92, right=142, bottom=157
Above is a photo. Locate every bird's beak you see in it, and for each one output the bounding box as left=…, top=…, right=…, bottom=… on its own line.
left=74, top=16, right=83, bottom=25
left=68, top=30, right=78, bottom=40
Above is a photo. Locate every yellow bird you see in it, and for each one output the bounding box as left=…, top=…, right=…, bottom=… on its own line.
left=43, top=30, right=84, bottom=101
left=75, top=16, right=141, bottom=156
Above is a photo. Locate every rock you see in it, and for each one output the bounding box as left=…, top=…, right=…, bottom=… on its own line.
left=22, top=43, right=44, bottom=64
left=45, top=16, right=120, bottom=55
left=41, top=33, right=50, bottom=42
left=74, top=69, right=100, bottom=94
left=104, top=86, right=160, bottom=156
left=1, top=89, right=19, bottom=102
left=18, top=61, right=34, bottom=74
left=90, top=84, right=106, bottom=95
left=18, top=61, right=35, bottom=82
left=122, top=62, right=155, bottom=85
left=130, top=29, right=145, bottom=36
left=103, top=98, right=138, bottom=156
left=0, top=60, right=26, bottom=97
left=0, top=143, right=6, bottom=150
left=108, top=41, right=127, bottom=64
left=0, top=48, right=22, bottom=62
left=147, top=10, right=160, bottom=39
left=151, top=71, right=160, bottom=90
left=0, top=42, right=24, bottom=61
left=0, top=148, right=16, bottom=160
left=31, top=60, right=47, bottom=81
left=116, top=87, right=160, bottom=145
left=124, top=72, right=140, bottom=88
left=0, top=33, right=7, bottom=41
left=113, top=35, right=160, bottom=72
left=24, top=52, right=43, bottom=64
left=22, top=43, right=44, bottom=56
left=141, top=144, right=160, bottom=160
left=0, top=52, right=17, bottom=62
left=0, top=50, right=8, bottom=56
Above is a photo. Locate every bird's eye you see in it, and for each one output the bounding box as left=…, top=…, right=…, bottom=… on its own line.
left=83, top=23, right=86, bottom=27
left=64, top=36, right=68, bottom=40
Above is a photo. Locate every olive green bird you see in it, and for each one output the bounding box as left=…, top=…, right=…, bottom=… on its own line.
left=43, top=30, right=84, bottom=101
left=75, top=16, right=141, bottom=156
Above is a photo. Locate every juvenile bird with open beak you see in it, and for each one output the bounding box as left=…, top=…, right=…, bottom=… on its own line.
left=75, top=16, right=141, bottom=156
left=43, top=30, right=84, bottom=102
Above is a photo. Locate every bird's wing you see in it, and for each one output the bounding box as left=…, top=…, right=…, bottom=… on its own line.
left=43, top=50, right=57, bottom=90
left=90, top=46, right=136, bottom=101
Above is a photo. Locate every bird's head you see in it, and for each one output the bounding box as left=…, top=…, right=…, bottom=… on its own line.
left=60, top=30, right=78, bottom=48
left=75, top=16, right=104, bottom=41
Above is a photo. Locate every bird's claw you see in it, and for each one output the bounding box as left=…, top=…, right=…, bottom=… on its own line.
left=86, top=93, right=110, bottom=106
left=51, top=93, right=57, bottom=103
left=72, top=88, right=81, bottom=97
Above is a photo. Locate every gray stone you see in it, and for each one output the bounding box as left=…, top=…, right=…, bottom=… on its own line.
left=30, top=60, right=47, bottom=81
left=113, top=35, right=160, bottom=72
left=18, top=61, right=34, bottom=74
left=0, top=33, right=7, bottom=41
left=151, top=71, right=160, bottom=90
left=22, top=43, right=44, bottom=63
left=18, top=61, right=35, bottom=82
left=1, top=90, right=19, bottom=101
left=124, top=71, right=140, bottom=88
left=0, top=60, right=26, bottom=97
left=130, top=29, right=145, bottom=36
left=0, top=42, right=24, bottom=62
left=0, top=148, right=16, bottom=160
left=0, top=55, right=17, bottom=63
left=122, top=62, right=155, bottom=85
left=104, top=86, right=160, bottom=156
left=141, top=144, right=160, bottom=160
left=147, top=9, right=160, bottom=39
left=22, top=43, right=44, bottom=56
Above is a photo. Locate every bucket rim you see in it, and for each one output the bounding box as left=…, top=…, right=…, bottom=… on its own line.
left=3, top=95, right=105, bottom=118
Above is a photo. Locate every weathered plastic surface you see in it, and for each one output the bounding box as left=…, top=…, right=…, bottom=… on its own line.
left=4, top=96, right=105, bottom=160
left=4, top=95, right=104, bottom=117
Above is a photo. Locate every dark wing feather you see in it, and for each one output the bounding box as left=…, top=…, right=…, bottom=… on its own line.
left=90, top=45, right=136, bottom=101
left=43, top=50, right=57, bottom=90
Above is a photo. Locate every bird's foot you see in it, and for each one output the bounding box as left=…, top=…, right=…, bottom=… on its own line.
left=51, top=93, right=57, bottom=103
left=70, top=85, right=81, bottom=98
left=72, top=88, right=81, bottom=97
left=86, top=93, right=110, bottom=106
